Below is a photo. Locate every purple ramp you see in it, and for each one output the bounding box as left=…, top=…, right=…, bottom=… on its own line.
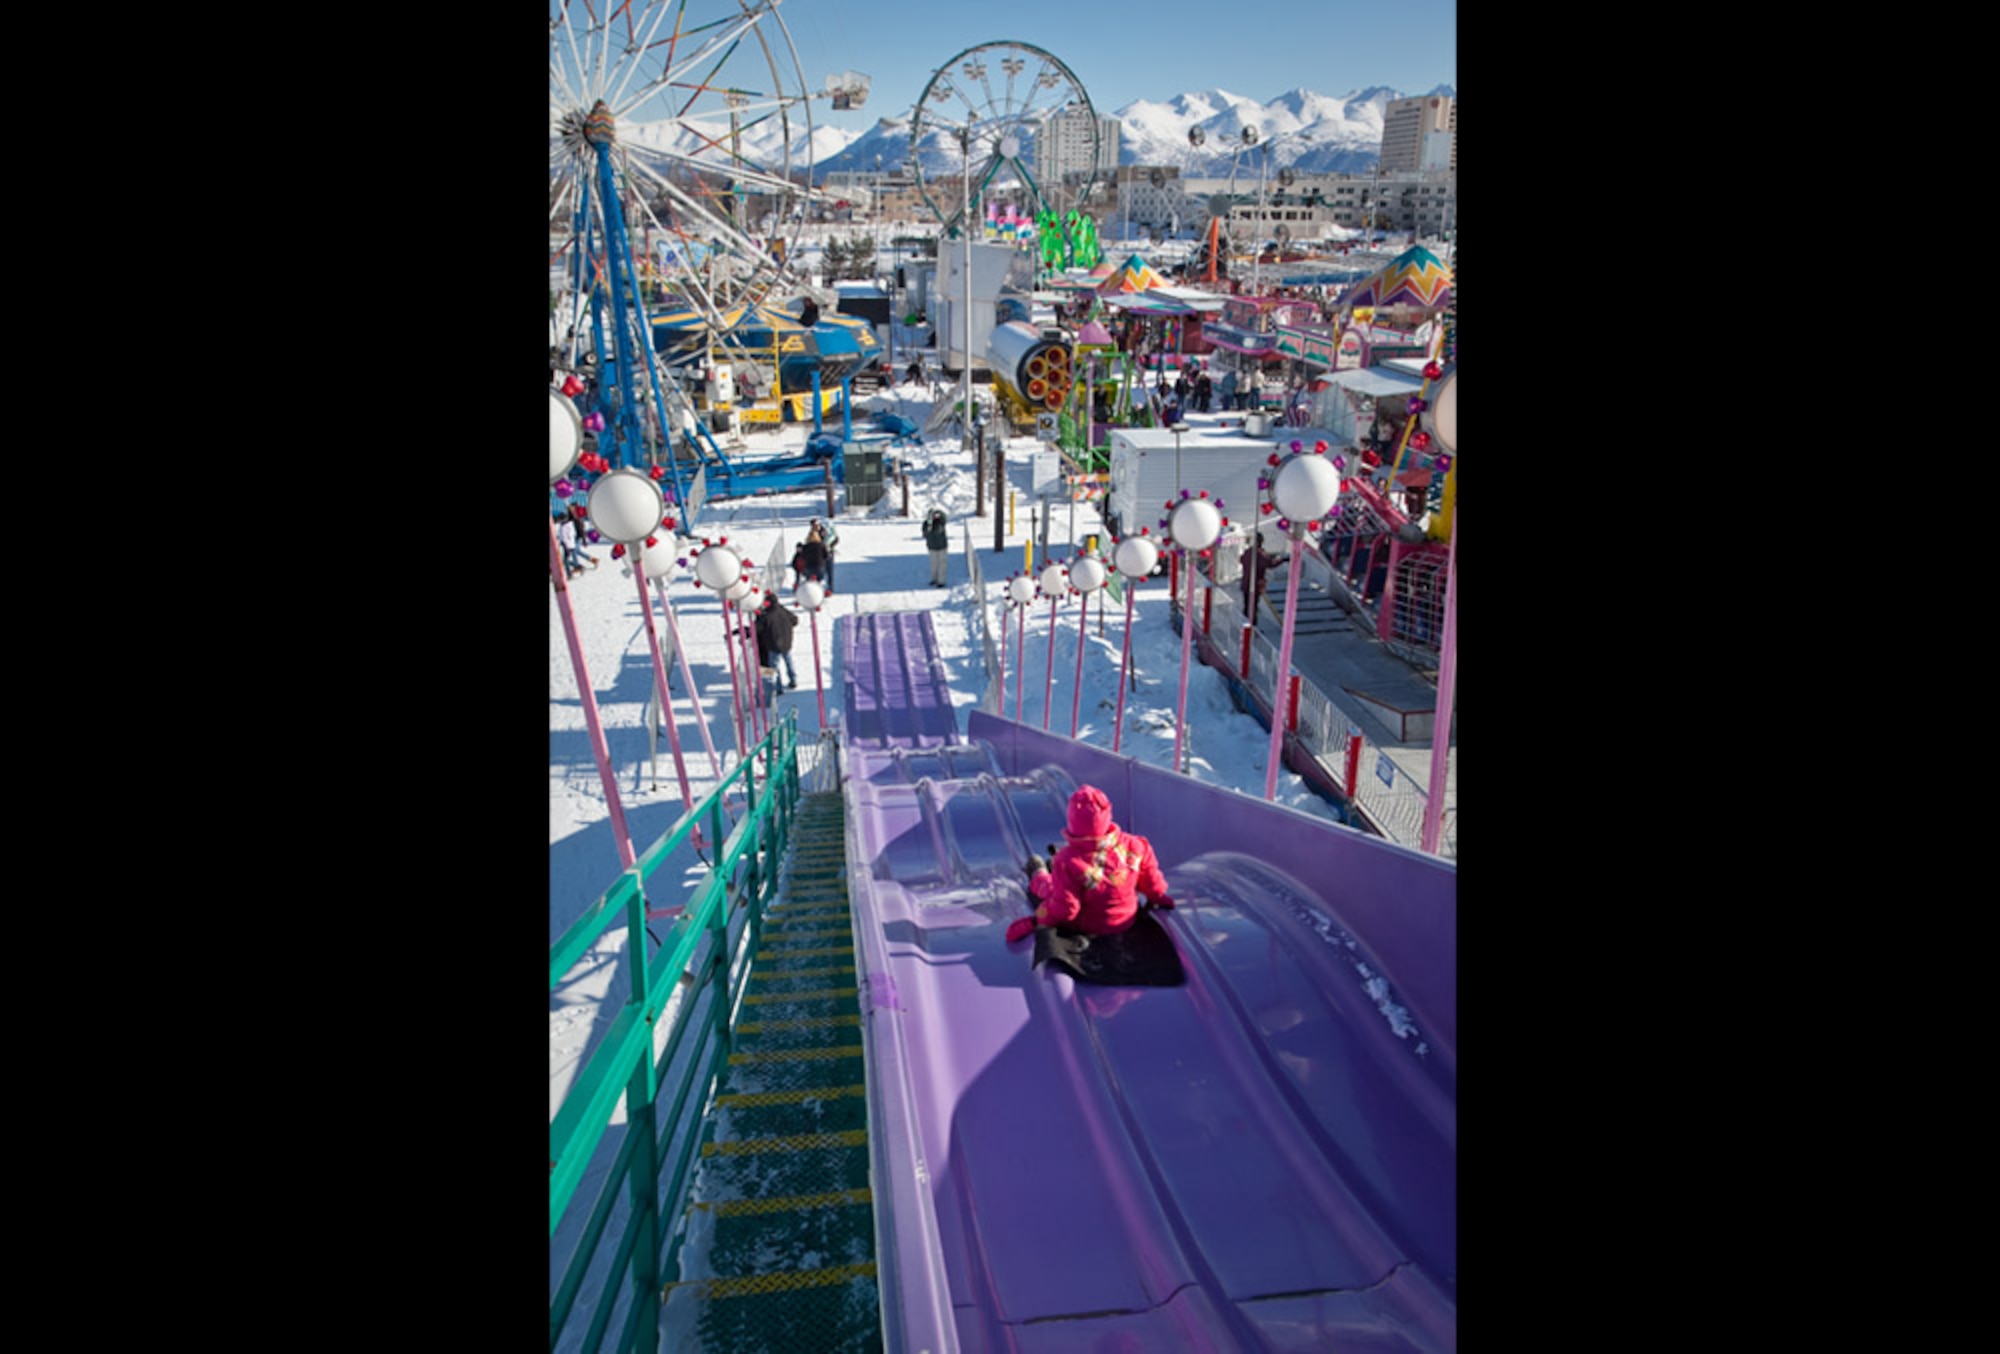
left=844, top=714, right=1457, bottom=1353
left=837, top=610, right=961, bottom=749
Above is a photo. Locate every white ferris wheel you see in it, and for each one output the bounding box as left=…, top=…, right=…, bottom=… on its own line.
left=549, top=0, right=830, bottom=347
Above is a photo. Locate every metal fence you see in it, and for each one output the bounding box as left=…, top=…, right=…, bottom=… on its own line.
left=958, top=520, right=1455, bottom=857
left=1191, top=539, right=1456, bottom=859
left=965, top=521, right=1004, bottom=714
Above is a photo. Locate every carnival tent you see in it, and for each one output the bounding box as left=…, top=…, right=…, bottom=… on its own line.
left=1333, top=245, right=1453, bottom=312
left=1096, top=253, right=1167, bottom=294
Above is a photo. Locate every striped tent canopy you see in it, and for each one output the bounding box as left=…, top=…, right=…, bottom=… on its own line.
left=1097, top=253, right=1166, bottom=294
left=1334, top=245, right=1453, bottom=311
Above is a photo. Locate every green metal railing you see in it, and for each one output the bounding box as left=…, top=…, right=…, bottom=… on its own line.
left=551, top=710, right=801, bottom=1354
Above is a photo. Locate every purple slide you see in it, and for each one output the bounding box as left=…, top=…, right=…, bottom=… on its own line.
left=839, top=613, right=1456, bottom=1351
left=838, top=610, right=962, bottom=748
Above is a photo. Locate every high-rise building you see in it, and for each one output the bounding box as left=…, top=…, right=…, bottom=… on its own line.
left=1034, top=105, right=1120, bottom=187
left=1379, top=95, right=1455, bottom=174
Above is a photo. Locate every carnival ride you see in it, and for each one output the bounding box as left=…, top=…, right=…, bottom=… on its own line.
left=911, top=41, right=1099, bottom=259
left=841, top=612, right=1455, bottom=1351
left=548, top=0, right=898, bottom=512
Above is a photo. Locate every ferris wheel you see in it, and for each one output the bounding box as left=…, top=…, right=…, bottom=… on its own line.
left=549, top=0, right=818, bottom=347
left=910, top=41, right=1100, bottom=237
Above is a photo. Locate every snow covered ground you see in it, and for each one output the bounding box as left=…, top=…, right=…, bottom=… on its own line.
left=550, top=372, right=1364, bottom=1106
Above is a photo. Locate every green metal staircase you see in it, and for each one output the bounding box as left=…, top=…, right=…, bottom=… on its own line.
left=661, top=791, right=882, bottom=1352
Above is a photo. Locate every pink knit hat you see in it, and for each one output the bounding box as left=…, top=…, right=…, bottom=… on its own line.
left=1064, top=785, right=1114, bottom=839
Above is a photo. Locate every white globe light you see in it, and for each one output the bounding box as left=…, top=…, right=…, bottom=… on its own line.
left=1167, top=498, right=1222, bottom=552
left=640, top=535, right=681, bottom=579
left=588, top=469, right=665, bottom=544
left=1007, top=575, right=1038, bottom=606
left=1271, top=453, right=1342, bottom=525
left=550, top=388, right=582, bottom=484
left=1039, top=563, right=1068, bottom=598
left=1426, top=366, right=1456, bottom=454
left=1113, top=536, right=1159, bottom=579
left=693, top=544, right=743, bottom=591
left=724, top=576, right=753, bottom=603
left=1069, top=557, right=1107, bottom=593
left=796, top=580, right=825, bottom=612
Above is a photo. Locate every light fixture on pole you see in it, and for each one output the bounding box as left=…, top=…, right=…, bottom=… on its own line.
left=796, top=580, right=829, bottom=728
left=959, top=123, right=975, bottom=458
left=585, top=469, right=695, bottom=816
left=1419, top=365, right=1456, bottom=856
left=1067, top=553, right=1106, bottom=738
left=726, top=575, right=767, bottom=742
left=550, top=387, right=637, bottom=868
left=1260, top=441, right=1342, bottom=800
left=1110, top=532, right=1158, bottom=754
left=1008, top=573, right=1037, bottom=720
left=691, top=540, right=749, bottom=760
left=1165, top=490, right=1225, bottom=774
left=1037, top=561, right=1068, bottom=730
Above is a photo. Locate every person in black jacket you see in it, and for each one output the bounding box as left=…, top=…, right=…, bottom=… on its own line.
left=923, top=508, right=949, bottom=586
left=791, top=523, right=829, bottom=588
left=755, top=594, right=799, bottom=690
left=797, top=296, right=820, bottom=327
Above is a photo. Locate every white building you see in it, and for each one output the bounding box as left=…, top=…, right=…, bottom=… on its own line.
left=1034, top=105, right=1120, bottom=187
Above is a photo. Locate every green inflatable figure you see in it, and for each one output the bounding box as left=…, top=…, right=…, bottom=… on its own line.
left=1037, top=209, right=1064, bottom=270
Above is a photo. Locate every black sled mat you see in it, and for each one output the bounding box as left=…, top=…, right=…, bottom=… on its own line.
left=1031, top=911, right=1185, bottom=987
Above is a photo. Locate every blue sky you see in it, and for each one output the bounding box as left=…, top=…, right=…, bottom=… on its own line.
left=777, top=0, right=1456, bottom=130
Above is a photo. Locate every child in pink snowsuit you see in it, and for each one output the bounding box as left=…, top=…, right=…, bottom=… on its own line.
left=1007, top=785, right=1175, bottom=943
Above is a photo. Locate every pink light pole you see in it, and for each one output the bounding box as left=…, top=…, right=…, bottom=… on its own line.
left=1262, top=443, right=1342, bottom=801
left=630, top=537, right=694, bottom=813
left=691, top=541, right=748, bottom=761
left=652, top=574, right=724, bottom=782
left=1038, top=562, right=1068, bottom=731
left=796, top=581, right=829, bottom=727
left=730, top=583, right=767, bottom=745
left=585, top=470, right=699, bottom=808
left=549, top=513, right=636, bottom=868
left=1166, top=494, right=1224, bottom=775
left=549, top=387, right=634, bottom=865
left=1110, top=535, right=1159, bottom=754
left=1419, top=367, right=1456, bottom=855
left=736, top=580, right=764, bottom=744
left=1008, top=574, right=1036, bottom=720
left=1069, top=554, right=1107, bottom=738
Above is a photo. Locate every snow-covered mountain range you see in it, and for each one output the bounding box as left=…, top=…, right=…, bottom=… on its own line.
left=620, top=85, right=1454, bottom=182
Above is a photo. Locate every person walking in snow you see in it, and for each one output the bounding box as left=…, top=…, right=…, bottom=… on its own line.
left=923, top=507, right=950, bottom=587
left=755, top=593, right=799, bottom=691
left=813, top=516, right=841, bottom=592
left=792, top=523, right=829, bottom=589
left=556, top=511, right=595, bottom=578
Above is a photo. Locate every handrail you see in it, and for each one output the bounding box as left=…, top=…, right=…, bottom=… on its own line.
left=550, top=709, right=800, bottom=1353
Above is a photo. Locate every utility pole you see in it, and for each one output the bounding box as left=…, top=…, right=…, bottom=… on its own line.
left=960, top=124, right=974, bottom=461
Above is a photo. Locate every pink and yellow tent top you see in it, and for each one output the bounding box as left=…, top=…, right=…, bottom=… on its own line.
left=1097, top=253, right=1167, bottom=294
left=1334, top=244, right=1453, bottom=311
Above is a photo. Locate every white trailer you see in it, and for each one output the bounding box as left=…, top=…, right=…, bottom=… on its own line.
left=1103, top=426, right=1284, bottom=543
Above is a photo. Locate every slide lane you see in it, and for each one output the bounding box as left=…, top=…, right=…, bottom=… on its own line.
left=844, top=714, right=1456, bottom=1352
left=837, top=610, right=960, bottom=750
